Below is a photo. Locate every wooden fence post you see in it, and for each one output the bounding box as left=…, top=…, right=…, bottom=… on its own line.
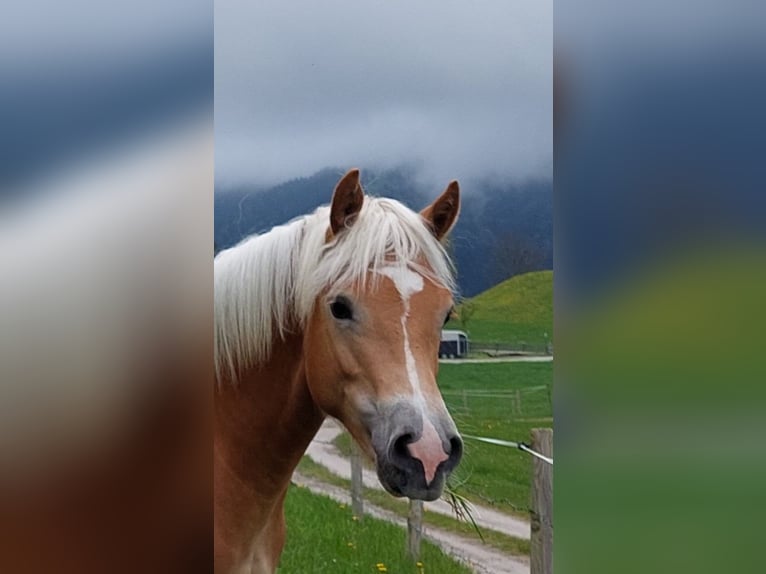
left=407, top=499, right=423, bottom=559
left=350, top=441, right=364, bottom=521
left=530, top=428, right=553, bottom=574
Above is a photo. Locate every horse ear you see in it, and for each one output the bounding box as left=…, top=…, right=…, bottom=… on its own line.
left=421, top=180, right=460, bottom=241
left=329, top=168, right=365, bottom=236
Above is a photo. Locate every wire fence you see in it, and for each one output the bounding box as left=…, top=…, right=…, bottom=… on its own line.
left=470, top=340, right=554, bottom=356
left=437, top=383, right=553, bottom=520
left=350, top=427, right=553, bottom=573
left=440, top=384, right=552, bottom=422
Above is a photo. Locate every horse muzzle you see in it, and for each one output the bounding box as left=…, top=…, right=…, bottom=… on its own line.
left=369, top=402, right=462, bottom=501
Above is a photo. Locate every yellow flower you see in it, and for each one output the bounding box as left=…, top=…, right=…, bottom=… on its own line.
left=352, top=515, right=359, bottom=521
left=416, top=562, right=423, bottom=567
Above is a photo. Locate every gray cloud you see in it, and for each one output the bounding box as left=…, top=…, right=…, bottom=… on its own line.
left=215, top=0, right=551, bottom=189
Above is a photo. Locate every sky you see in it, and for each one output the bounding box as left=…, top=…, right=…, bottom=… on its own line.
left=215, top=0, right=552, bottom=189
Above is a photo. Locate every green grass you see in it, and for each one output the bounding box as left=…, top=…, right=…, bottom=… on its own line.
left=279, top=483, right=472, bottom=573
left=334, top=362, right=552, bottom=516
left=295, top=457, right=531, bottom=557
left=447, top=270, right=552, bottom=348
left=439, top=362, right=552, bottom=515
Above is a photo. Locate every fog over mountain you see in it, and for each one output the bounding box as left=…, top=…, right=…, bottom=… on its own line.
left=215, top=0, right=552, bottom=295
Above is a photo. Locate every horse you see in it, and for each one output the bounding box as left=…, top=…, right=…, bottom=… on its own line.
left=213, top=168, right=463, bottom=573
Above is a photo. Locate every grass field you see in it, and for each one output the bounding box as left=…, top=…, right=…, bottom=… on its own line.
left=279, top=484, right=472, bottom=573
left=447, top=270, right=552, bottom=348
left=335, top=361, right=552, bottom=517
left=439, top=362, right=552, bottom=515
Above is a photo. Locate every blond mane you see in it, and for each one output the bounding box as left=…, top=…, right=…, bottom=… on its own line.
left=214, top=196, right=455, bottom=384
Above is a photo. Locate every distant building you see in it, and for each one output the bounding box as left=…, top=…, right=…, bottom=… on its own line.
left=439, top=330, right=469, bottom=358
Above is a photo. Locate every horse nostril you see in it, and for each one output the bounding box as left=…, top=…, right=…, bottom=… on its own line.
left=448, top=435, right=463, bottom=462
left=392, top=433, right=414, bottom=459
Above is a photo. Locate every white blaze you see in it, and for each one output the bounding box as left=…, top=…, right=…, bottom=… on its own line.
left=379, top=266, right=425, bottom=404
left=380, top=265, right=448, bottom=485
left=379, top=265, right=424, bottom=302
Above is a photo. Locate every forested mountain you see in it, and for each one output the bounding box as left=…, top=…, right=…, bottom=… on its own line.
left=214, top=167, right=551, bottom=297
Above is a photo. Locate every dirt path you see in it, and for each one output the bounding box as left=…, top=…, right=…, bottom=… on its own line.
left=292, top=473, right=530, bottom=574
left=304, top=419, right=531, bottom=541
left=439, top=356, right=552, bottom=364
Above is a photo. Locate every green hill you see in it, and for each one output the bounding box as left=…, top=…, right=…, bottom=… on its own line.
left=446, top=270, right=553, bottom=348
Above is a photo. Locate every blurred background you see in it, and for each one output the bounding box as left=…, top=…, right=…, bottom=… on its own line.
left=556, top=0, right=766, bottom=572
left=0, top=0, right=213, bottom=572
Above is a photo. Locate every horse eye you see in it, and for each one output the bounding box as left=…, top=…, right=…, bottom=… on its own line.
left=443, top=308, right=453, bottom=327
left=330, top=298, right=353, bottom=320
